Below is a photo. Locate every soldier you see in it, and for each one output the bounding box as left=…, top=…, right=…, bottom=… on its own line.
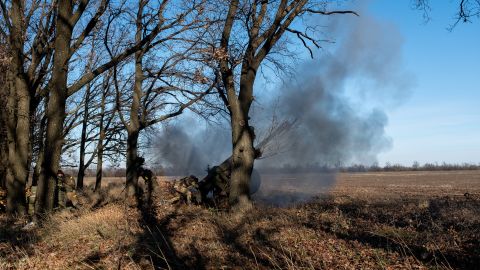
left=199, top=165, right=230, bottom=205
left=57, top=170, right=77, bottom=208
left=170, top=176, right=202, bottom=204
left=139, top=166, right=155, bottom=206
left=57, top=170, right=67, bottom=208
left=25, top=185, right=37, bottom=215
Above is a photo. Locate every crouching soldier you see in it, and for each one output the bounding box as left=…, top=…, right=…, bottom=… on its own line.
left=170, top=176, right=202, bottom=205
left=57, top=170, right=78, bottom=208
left=139, top=167, right=156, bottom=206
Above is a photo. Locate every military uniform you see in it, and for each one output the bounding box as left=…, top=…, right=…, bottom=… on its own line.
left=26, top=185, right=37, bottom=215
left=199, top=165, right=230, bottom=206
left=139, top=167, right=155, bottom=206
left=57, top=171, right=77, bottom=208
left=170, top=176, right=202, bottom=204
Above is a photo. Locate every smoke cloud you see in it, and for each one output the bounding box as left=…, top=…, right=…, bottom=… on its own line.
left=150, top=10, right=414, bottom=204
left=152, top=120, right=231, bottom=176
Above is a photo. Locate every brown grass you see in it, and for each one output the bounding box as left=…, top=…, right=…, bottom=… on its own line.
left=1, top=171, right=479, bottom=269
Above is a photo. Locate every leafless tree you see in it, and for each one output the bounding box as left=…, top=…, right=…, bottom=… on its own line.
left=1, top=0, right=56, bottom=215
left=208, top=0, right=357, bottom=210
left=33, top=0, right=209, bottom=214
left=107, top=0, right=216, bottom=199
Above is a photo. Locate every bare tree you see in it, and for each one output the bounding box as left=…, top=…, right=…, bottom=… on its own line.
left=107, top=0, right=215, bottom=199
left=34, top=0, right=199, bottom=214
left=0, top=0, right=56, bottom=215
left=94, top=72, right=119, bottom=191
left=210, top=0, right=356, bottom=210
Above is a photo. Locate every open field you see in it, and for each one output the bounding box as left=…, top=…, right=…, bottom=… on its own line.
left=1, top=170, right=479, bottom=269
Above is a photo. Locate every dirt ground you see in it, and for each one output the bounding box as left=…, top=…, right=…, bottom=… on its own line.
left=1, top=170, right=479, bottom=269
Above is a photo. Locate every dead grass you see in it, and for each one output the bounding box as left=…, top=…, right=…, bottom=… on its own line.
left=1, top=171, right=479, bottom=269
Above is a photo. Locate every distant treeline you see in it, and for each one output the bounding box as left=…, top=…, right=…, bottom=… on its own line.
left=58, top=162, right=480, bottom=178
left=257, top=162, right=480, bottom=174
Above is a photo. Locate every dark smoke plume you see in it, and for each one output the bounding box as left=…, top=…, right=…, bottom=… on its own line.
left=255, top=14, right=414, bottom=168
left=150, top=11, right=413, bottom=204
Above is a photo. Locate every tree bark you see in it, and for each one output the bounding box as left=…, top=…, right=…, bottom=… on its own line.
left=10, top=76, right=31, bottom=213
left=94, top=84, right=110, bottom=191
left=126, top=130, right=140, bottom=197
left=124, top=5, right=145, bottom=199
left=94, top=90, right=107, bottom=191
left=6, top=0, right=29, bottom=215
left=76, top=85, right=92, bottom=190
left=228, top=79, right=256, bottom=209
left=0, top=46, right=8, bottom=189
left=36, top=0, right=74, bottom=214
left=94, top=142, right=104, bottom=191
left=32, top=112, right=47, bottom=187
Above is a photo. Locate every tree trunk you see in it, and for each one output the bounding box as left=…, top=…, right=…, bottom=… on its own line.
left=25, top=98, right=41, bottom=187
left=32, top=112, right=47, bottom=187
left=9, top=77, right=32, bottom=214
left=6, top=75, right=28, bottom=215
left=76, top=85, right=92, bottom=190
left=124, top=9, right=144, bottom=199
left=94, top=88, right=107, bottom=191
left=126, top=130, right=140, bottom=198
left=229, top=109, right=255, bottom=210
left=6, top=1, right=30, bottom=215
left=94, top=142, right=104, bottom=191
left=36, top=0, right=73, bottom=214
left=0, top=60, right=7, bottom=189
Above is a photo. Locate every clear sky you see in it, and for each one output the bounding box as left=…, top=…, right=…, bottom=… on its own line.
left=366, top=1, right=480, bottom=165
left=150, top=1, right=480, bottom=170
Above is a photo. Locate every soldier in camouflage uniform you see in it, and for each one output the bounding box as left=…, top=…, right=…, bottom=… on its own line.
left=198, top=163, right=231, bottom=206
left=170, top=176, right=202, bottom=205
left=56, top=170, right=77, bottom=208
left=25, top=185, right=37, bottom=215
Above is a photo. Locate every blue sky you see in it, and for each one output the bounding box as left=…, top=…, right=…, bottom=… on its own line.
left=151, top=1, right=479, bottom=169
left=367, top=1, right=480, bottom=165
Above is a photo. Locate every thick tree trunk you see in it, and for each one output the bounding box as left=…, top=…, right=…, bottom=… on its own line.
left=6, top=78, right=28, bottom=215
left=36, top=0, right=73, bottom=214
left=124, top=131, right=143, bottom=202
left=6, top=1, right=30, bottom=215
left=227, top=68, right=256, bottom=210
left=8, top=77, right=31, bottom=215
left=124, top=12, right=144, bottom=199
left=229, top=111, right=255, bottom=209
left=126, top=130, right=140, bottom=198
left=0, top=60, right=7, bottom=189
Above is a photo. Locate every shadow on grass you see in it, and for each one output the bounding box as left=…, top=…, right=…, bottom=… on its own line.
left=303, top=195, right=480, bottom=269
left=0, top=215, right=40, bottom=263
left=130, top=187, right=189, bottom=269
left=126, top=187, right=310, bottom=269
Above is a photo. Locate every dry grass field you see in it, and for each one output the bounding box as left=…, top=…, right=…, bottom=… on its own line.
left=1, top=170, right=479, bottom=269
